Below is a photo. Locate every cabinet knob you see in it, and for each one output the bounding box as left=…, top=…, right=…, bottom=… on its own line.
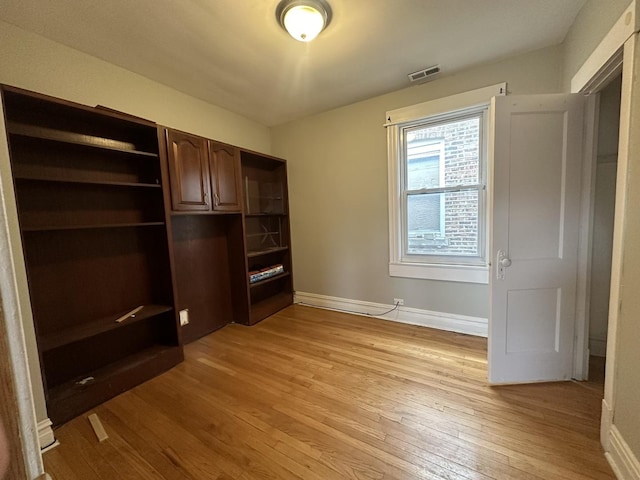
left=214, top=193, right=220, bottom=206
left=203, top=192, right=208, bottom=205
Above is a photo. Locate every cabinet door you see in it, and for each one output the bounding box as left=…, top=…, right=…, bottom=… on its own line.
left=209, top=141, right=242, bottom=212
left=166, top=130, right=211, bottom=211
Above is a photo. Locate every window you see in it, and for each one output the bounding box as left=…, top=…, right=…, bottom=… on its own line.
left=386, top=83, right=505, bottom=283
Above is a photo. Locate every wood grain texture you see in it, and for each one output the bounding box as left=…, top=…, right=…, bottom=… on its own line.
left=44, top=305, right=614, bottom=480
left=0, top=303, right=29, bottom=479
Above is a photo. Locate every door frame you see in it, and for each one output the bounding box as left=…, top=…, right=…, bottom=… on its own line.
left=571, top=0, right=638, bottom=448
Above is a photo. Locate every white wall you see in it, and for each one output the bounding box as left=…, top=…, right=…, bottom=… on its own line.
left=271, top=45, right=563, bottom=319
left=0, top=20, right=272, bottom=427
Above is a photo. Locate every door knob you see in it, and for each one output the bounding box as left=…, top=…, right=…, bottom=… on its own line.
left=496, top=250, right=511, bottom=280
left=500, top=257, right=512, bottom=267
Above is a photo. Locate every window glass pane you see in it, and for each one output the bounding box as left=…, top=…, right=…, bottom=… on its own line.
left=407, top=189, right=480, bottom=256
left=406, top=116, right=480, bottom=188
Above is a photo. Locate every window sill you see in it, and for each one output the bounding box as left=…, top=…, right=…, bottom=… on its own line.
left=389, top=262, right=489, bottom=284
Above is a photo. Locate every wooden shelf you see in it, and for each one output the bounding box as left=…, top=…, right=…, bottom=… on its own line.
left=246, top=231, right=280, bottom=238
left=249, top=272, right=290, bottom=289
left=244, top=213, right=287, bottom=217
left=14, top=174, right=162, bottom=189
left=23, top=222, right=165, bottom=232
left=41, top=304, right=174, bottom=352
left=7, top=122, right=159, bottom=158
left=249, top=291, right=293, bottom=324
left=247, top=246, right=289, bottom=258
left=46, top=344, right=183, bottom=425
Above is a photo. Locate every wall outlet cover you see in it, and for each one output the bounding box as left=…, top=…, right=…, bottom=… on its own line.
left=179, top=309, right=189, bottom=326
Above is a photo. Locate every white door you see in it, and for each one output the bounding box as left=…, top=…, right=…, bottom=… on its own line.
left=489, top=94, right=586, bottom=384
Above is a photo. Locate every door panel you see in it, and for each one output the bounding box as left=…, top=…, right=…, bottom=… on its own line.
left=166, top=130, right=211, bottom=211
left=489, top=94, right=585, bottom=384
left=209, top=141, right=242, bottom=212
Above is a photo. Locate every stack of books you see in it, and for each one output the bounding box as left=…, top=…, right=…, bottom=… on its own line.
left=249, top=264, right=284, bottom=284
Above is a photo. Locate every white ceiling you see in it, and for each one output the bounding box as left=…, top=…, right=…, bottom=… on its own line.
left=0, top=0, right=586, bottom=126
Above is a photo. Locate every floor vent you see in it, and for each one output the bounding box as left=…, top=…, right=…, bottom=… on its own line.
left=408, top=65, right=441, bottom=83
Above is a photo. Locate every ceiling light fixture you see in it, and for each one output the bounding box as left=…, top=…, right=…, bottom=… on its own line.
left=276, top=0, right=332, bottom=42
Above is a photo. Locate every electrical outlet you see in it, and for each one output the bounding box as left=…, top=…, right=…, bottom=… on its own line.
left=393, top=298, right=404, bottom=306
left=179, top=309, right=189, bottom=326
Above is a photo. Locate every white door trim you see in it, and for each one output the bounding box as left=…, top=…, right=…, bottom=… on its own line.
left=571, top=1, right=637, bottom=94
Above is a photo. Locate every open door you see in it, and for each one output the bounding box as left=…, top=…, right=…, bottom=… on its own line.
left=489, top=94, right=586, bottom=384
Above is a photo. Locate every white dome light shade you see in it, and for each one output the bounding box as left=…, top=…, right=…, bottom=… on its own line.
left=277, top=0, right=331, bottom=42
left=283, top=5, right=325, bottom=42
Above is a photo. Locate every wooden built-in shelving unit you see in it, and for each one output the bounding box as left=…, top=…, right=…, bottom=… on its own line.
left=1, top=85, right=294, bottom=426
left=2, top=85, right=182, bottom=425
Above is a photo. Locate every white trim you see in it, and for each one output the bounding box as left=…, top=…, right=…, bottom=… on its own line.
left=389, top=262, right=488, bottom=284
left=602, top=398, right=614, bottom=451
left=294, top=291, right=488, bottom=337
left=37, top=419, right=59, bottom=453
left=571, top=1, right=638, bottom=93
left=574, top=94, right=599, bottom=381
left=604, top=34, right=636, bottom=429
left=607, top=425, right=640, bottom=480
left=385, top=83, right=507, bottom=125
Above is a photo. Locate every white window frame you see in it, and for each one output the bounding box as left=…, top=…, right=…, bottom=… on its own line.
left=386, top=83, right=506, bottom=284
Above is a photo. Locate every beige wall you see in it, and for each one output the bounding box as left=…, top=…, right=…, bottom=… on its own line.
left=561, top=0, right=630, bottom=90
left=0, top=20, right=271, bottom=425
left=271, top=45, right=563, bottom=318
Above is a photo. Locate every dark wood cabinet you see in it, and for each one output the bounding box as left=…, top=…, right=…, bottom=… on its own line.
left=166, top=130, right=211, bottom=211
left=165, top=129, right=242, bottom=214
left=1, top=85, right=183, bottom=425
left=209, top=141, right=242, bottom=212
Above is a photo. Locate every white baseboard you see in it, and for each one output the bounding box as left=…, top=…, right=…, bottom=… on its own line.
left=607, top=425, right=640, bottom=480
left=294, top=291, right=488, bottom=337
left=589, top=337, right=608, bottom=357
left=37, top=419, right=58, bottom=452
left=601, top=399, right=613, bottom=450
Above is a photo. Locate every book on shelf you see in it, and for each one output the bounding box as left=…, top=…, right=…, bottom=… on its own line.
left=249, top=264, right=284, bottom=284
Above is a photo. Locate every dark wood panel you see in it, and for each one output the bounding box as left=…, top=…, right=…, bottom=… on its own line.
left=47, top=344, right=182, bottom=426
left=249, top=290, right=293, bottom=325
left=23, top=226, right=173, bottom=337
left=171, top=215, right=235, bottom=343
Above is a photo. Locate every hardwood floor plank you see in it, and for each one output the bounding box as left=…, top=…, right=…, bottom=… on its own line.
left=44, top=305, right=614, bottom=480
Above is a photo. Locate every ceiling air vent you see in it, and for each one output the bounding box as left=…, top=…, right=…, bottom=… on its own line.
left=408, top=65, right=441, bottom=84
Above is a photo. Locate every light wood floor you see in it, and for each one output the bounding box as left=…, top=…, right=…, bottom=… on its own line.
left=44, top=305, right=614, bottom=480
